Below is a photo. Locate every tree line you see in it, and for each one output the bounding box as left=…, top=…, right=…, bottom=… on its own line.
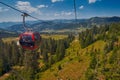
left=40, top=34, right=74, bottom=71
left=79, top=23, right=120, bottom=48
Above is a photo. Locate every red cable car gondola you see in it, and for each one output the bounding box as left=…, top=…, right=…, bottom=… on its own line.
left=0, top=2, right=42, bottom=50
left=19, top=31, right=41, bottom=50
left=18, top=13, right=41, bottom=50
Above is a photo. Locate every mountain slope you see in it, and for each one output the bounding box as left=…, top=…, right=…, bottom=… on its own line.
left=37, top=21, right=120, bottom=79
left=38, top=39, right=106, bottom=80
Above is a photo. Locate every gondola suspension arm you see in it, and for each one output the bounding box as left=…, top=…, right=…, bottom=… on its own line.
left=21, top=13, right=28, bottom=31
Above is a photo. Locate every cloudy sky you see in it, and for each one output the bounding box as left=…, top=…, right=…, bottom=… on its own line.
left=0, top=0, right=120, bottom=22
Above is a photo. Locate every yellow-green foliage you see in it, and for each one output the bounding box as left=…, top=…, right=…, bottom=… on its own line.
left=38, top=39, right=106, bottom=80
left=41, top=34, right=67, bottom=40
left=2, top=37, right=17, bottom=43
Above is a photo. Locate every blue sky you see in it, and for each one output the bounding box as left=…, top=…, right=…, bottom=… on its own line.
left=0, top=0, right=120, bottom=22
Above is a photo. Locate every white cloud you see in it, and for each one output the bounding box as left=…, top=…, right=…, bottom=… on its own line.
left=0, top=7, right=9, bottom=12
left=51, top=0, right=64, bottom=3
left=88, top=0, right=97, bottom=4
left=37, top=5, right=48, bottom=9
left=61, top=11, right=73, bottom=16
left=79, top=5, right=84, bottom=9
left=54, top=13, right=60, bottom=16
left=54, top=11, right=73, bottom=16
left=16, top=1, right=41, bottom=14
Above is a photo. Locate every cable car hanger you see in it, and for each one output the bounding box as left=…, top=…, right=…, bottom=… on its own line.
left=21, top=13, right=33, bottom=32
left=0, top=1, right=42, bottom=31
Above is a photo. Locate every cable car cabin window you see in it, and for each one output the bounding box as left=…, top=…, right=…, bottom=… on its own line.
left=34, top=33, right=41, bottom=46
left=19, top=35, right=34, bottom=47
left=34, top=34, right=39, bottom=40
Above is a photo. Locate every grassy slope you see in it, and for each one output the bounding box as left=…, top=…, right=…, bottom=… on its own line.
left=41, top=34, right=67, bottom=40
left=2, top=37, right=18, bottom=43
left=38, top=39, right=106, bottom=80
left=2, top=34, right=67, bottom=43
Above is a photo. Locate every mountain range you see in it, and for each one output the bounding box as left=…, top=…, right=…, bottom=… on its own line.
left=0, top=16, right=120, bottom=33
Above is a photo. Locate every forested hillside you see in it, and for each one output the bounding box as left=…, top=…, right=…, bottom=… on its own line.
left=37, top=22, right=120, bottom=80
left=0, top=22, right=120, bottom=80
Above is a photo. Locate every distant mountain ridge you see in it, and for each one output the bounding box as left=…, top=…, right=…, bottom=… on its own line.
left=0, top=21, right=40, bottom=29
left=0, top=22, right=20, bottom=29
left=1, top=16, right=120, bottom=32
left=0, top=28, right=17, bottom=38
left=89, top=16, right=120, bottom=23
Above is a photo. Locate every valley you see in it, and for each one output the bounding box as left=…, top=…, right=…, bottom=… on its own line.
left=0, top=21, right=120, bottom=80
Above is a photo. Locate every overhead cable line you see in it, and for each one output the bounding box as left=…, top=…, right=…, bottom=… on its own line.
left=73, top=0, right=77, bottom=23
left=0, top=1, right=41, bottom=21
